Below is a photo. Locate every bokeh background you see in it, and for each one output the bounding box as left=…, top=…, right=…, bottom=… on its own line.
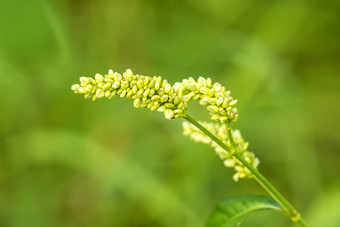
left=1, top=0, right=340, bottom=226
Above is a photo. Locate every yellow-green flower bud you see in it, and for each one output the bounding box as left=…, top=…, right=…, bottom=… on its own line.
left=95, top=74, right=104, bottom=83
left=105, top=90, right=111, bottom=97
left=71, top=84, right=80, bottom=91
left=102, top=83, right=111, bottom=90
left=160, top=95, right=168, bottom=103
left=112, top=81, right=120, bottom=89
left=164, top=109, right=174, bottom=119
left=229, top=99, right=238, bottom=106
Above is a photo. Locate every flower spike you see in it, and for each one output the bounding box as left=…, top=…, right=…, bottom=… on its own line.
left=71, top=69, right=238, bottom=122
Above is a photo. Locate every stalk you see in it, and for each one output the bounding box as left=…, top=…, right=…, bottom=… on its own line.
left=183, top=114, right=308, bottom=227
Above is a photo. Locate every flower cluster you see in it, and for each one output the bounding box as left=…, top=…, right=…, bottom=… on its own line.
left=182, top=121, right=260, bottom=181
left=177, top=77, right=238, bottom=123
left=71, top=69, right=188, bottom=119
left=71, top=69, right=238, bottom=123
left=72, top=69, right=256, bottom=181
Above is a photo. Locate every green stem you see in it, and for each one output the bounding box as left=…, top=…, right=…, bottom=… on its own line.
left=183, top=114, right=308, bottom=227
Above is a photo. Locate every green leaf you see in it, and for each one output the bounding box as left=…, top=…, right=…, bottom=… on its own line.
left=206, top=195, right=283, bottom=227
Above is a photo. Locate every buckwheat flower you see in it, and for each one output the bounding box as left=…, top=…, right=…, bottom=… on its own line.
left=182, top=121, right=260, bottom=181
left=71, top=69, right=187, bottom=120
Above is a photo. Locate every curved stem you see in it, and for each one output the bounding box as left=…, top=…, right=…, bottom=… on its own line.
left=183, top=114, right=308, bottom=227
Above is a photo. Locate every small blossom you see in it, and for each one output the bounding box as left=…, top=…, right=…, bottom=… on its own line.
left=182, top=121, right=260, bottom=181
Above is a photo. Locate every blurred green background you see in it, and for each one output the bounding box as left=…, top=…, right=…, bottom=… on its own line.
left=1, top=0, right=340, bottom=226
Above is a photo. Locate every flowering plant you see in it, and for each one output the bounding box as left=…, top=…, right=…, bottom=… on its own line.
left=71, top=69, right=308, bottom=226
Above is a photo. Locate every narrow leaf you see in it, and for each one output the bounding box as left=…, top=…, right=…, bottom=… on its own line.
left=206, top=195, right=283, bottom=227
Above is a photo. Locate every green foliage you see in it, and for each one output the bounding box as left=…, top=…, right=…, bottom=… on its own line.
left=206, top=195, right=282, bottom=227
left=0, top=0, right=339, bottom=226
left=306, top=185, right=340, bottom=227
